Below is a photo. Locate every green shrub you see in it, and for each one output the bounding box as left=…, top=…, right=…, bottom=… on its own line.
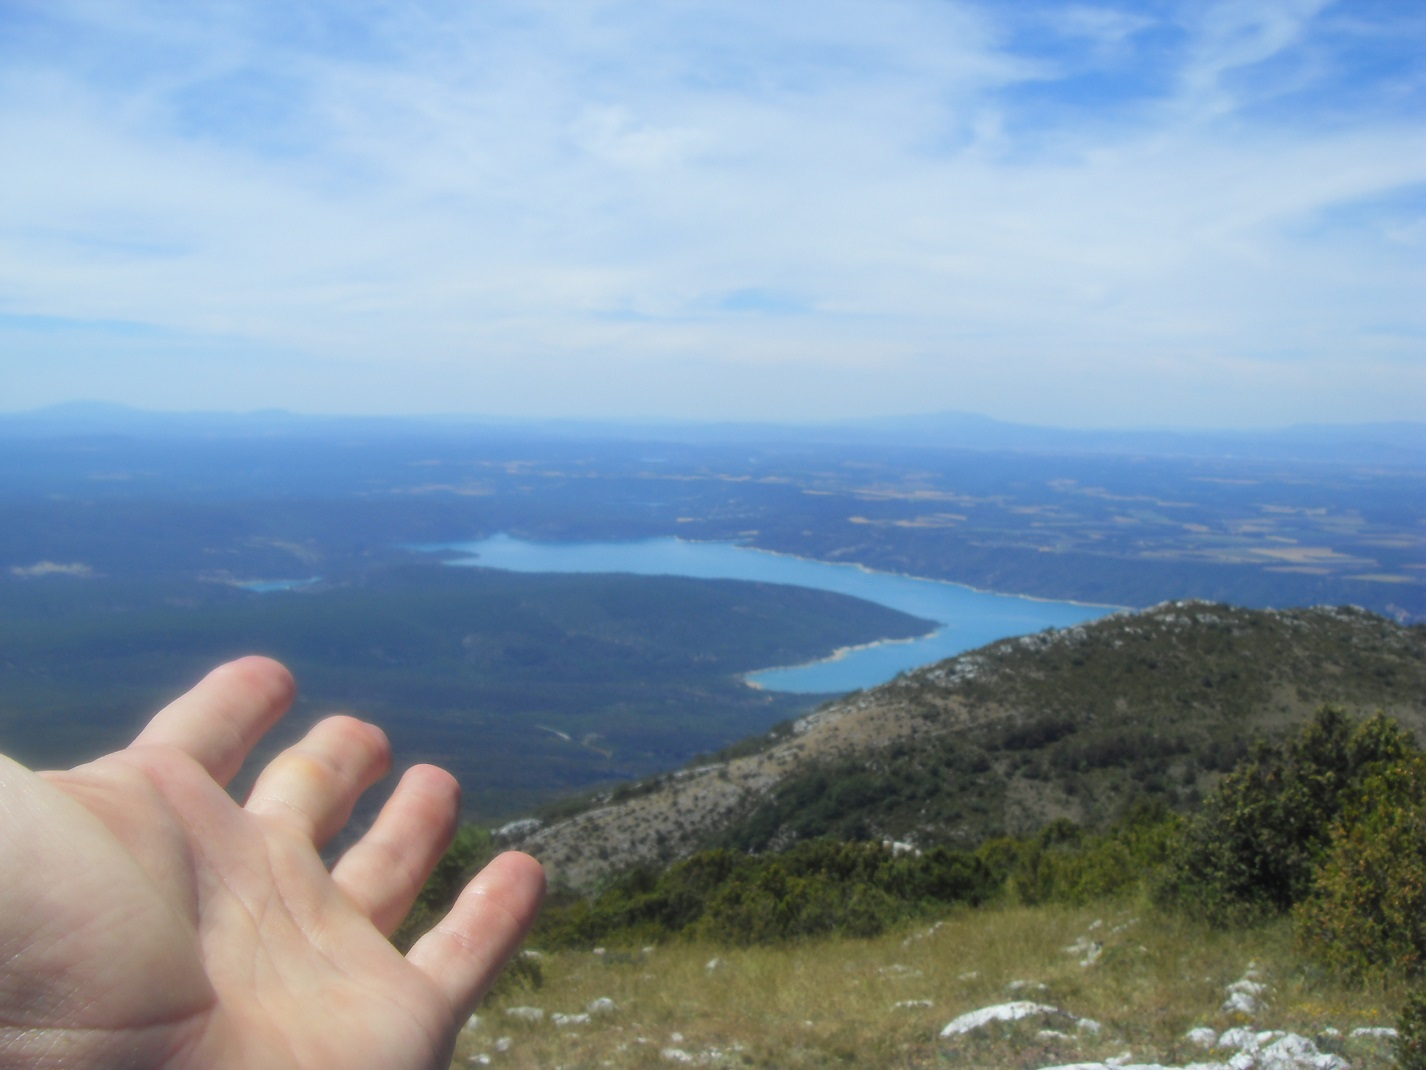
left=1155, top=708, right=1415, bottom=925
left=484, top=948, right=545, bottom=1002
left=1396, top=988, right=1426, bottom=1070
left=1006, top=804, right=1180, bottom=906
left=391, top=824, right=497, bottom=951
left=694, top=863, right=903, bottom=944
left=535, top=838, right=1000, bottom=948
left=1295, top=753, right=1426, bottom=979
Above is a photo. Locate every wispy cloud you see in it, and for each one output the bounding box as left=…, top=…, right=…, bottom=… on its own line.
left=0, top=0, right=1421, bottom=426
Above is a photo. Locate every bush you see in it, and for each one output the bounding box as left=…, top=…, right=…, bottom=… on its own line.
left=535, top=838, right=1000, bottom=948
left=694, top=862, right=903, bottom=943
left=1397, top=989, right=1426, bottom=1070
left=1294, top=753, right=1426, bottom=978
left=1155, top=709, right=1415, bottom=926
left=1005, top=804, right=1180, bottom=907
left=391, top=824, right=497, bottom=951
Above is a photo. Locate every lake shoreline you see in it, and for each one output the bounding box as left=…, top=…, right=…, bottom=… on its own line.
left=742, top=628, right=939, bottom=691
left=430, top=534, right=1119, bottom=694
left=438, top=533, right=1128, bottom=614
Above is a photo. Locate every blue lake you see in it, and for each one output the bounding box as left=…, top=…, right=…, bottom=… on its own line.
left=239, top=577, right=319, bottom=593
left=435, top=535, right=1117, bottom=694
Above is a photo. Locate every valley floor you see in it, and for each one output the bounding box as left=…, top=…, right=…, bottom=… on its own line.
left=456, top=904, right=1404, bottom=1069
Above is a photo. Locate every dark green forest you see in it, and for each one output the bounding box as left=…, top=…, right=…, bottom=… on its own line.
left=0, top=564, right=927, bottom=818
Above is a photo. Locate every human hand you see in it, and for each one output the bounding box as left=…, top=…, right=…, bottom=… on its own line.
left=0, top=656, right=545, bottom=1069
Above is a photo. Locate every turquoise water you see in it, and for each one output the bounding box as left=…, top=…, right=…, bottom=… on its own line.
left=238, top=577, right=319, bottom=592
left=436, top=535, right=1115, bottom=694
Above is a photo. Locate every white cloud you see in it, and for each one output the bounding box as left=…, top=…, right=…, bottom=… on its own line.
left=0, top=0, right=1422, bottom=426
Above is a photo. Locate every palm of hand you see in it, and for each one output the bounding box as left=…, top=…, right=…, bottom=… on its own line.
left=0, top=658, right=543, bottom=1070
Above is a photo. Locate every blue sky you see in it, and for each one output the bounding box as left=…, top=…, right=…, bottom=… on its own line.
left=0, top=0, right=1422, bottom=428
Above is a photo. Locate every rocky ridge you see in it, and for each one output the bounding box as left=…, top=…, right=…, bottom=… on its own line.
left=503, top=602, right=1426, bottom=891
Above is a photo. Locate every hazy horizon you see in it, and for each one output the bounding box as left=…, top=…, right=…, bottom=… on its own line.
left=2, top=2, right=1423, bottom=429
left=7, top=398, right=1426, bottom=437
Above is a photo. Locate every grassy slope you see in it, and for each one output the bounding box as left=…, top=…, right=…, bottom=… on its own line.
left=461, top=904, right=1406, bottom=1069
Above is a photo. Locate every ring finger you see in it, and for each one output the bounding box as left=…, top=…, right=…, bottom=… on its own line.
left=331, top=764, right=460, bottom=935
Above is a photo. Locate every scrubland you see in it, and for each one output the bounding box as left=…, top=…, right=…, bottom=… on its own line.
left=439, top=702, right=1426, bottom=1069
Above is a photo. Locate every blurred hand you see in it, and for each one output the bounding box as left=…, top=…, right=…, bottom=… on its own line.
left=0, top=656, right=544, bottom=1069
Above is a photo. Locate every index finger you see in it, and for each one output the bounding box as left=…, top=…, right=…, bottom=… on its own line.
left=131, top=656, right=296, bottom=786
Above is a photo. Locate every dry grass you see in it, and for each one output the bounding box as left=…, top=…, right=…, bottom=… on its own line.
left=453, top=903, right=1406, bottom=1069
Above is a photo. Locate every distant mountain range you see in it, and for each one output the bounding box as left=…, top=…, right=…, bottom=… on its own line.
left=6, top=403, right=1425, bottom=467
left=507, top=601, right=1426, bottom=891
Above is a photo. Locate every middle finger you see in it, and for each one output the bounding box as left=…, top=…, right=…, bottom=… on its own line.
left=244, top=715, right=391, bottom=848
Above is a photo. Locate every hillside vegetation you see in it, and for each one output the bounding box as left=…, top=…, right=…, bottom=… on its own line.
left=507, top=601, right=1426, bottom=889
left=436, top=700, right=1426, bottom=1068
left=431, top=710, right=1425, bottom=1067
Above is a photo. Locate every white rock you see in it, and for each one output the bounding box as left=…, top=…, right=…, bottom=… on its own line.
left=504, top=1006, right=544, bottom=1022
left=705, top=957, right=721, bottom=971
left=1185, top=1027, right=1218, bottom=1048
left=1222, top=991, right=1258, bottom=1015
left=1228, top=980, right=1266, bottom=997
left=939, top=1001, right=1060, bottom=1037
left=551, top=1012, right=591, bottom=1027
left=1258, top=1033, right=1349, bottom=1070
left=466, top=1055, right=491, bottom=1067
left=462, top=1014, right=481, bottom=1033
left=1078, top=1018, right=1104, bottom=1035
left=1350, top=1027, right=1398, bottom=1039
left=494, top=1037, right=512, bottom=1052
left=661, top=1049, right=695, bottom=1064
left=587, top=997, right=618, bottom=1014
left=894, top=999, right=933, bottom=1009
left=1258, top=1033, right=1314, bottom=1066
left=1219, top=1027, right=1258, bottom=1051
